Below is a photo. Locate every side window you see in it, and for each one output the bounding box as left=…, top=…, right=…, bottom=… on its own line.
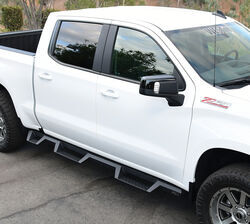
left=111, top=27, right=177, bottom=81
left=53, top=21, right=102, bottom=70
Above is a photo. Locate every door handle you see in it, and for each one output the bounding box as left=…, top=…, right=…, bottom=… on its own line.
left=101, top=89, right=119, bottom=99
left=39, top=73, right=53, bottom=81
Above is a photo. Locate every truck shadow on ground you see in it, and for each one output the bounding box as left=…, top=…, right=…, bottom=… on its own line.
left=0, top=142, right=198, bottom=224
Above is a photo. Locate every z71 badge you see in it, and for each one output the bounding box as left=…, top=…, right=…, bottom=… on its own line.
left=201, top=97, right=231, bottom=109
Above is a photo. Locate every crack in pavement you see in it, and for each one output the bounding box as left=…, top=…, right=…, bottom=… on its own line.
left=0, top=176, right=114, bottom=221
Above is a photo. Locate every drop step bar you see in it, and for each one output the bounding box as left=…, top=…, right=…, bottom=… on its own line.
left=27, top=130, right=182, bottom=194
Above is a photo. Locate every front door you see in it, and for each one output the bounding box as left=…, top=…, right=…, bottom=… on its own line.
left=96, top=25, right=195, bottom=183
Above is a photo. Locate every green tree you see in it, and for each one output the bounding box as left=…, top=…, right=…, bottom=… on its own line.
left=0, top=0, right=21, bottom=7
left=2, top=6, right=23, bottom=31
left=20, top=0, right=55, bottom=29
left=203, top=0, right=219, bottom=12
left=65, top=0, right=95, bottom=9
left=0, top=0, right=8, bottom=6
left=65, top=0, right=137, bottom=10
left=240, top=0, right=250, bottom=26
left=226, top=5, right=238, bottom=18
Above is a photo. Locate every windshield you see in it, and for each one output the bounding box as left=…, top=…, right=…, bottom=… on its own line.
left=166, top=22, right=250, bottom=87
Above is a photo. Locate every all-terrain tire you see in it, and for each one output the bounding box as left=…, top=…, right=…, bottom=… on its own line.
left=196, top=163, right=250, bottom=224
left=0, top=89, right=26, bottom=152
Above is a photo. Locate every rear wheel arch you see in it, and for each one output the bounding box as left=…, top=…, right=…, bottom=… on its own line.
left=0, top=84, right=18, bottom=115
left=0, top=83, right=26, bottom=152
left=0, top=83, right=24, bottom=124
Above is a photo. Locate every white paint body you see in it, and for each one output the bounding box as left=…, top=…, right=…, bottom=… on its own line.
left=0, top=7, right=249, bottom=191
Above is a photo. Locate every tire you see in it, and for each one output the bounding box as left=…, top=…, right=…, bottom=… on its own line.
left=0, top=89, right=26, bottom=152
left=196, top=164, right=250, bottom=224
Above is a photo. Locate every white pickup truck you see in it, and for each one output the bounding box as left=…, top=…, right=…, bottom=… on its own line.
left=0, top=6, right=249, bottom=224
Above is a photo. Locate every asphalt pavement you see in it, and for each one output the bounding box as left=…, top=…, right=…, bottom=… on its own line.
left=0, top=142, right=198, bottom=224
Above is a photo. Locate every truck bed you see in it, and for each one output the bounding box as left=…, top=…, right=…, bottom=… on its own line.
left=0, top=30, right=41, bottom=131
left=0, top=29, right=42, bottom=54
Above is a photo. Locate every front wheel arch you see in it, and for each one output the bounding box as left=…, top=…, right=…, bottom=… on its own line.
left=193, top=148, right=250, bottom=198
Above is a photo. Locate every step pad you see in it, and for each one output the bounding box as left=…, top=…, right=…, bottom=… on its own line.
left=118, top=175, right=152, bottom=191
left=56, top=150, right=83, bottom=163
left=118, top=167, right=156, bottom=191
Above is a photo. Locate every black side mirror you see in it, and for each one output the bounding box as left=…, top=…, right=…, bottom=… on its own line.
left=139, top=75, right=185, bottom=106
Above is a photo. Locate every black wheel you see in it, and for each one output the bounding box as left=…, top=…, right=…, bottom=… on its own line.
left=196, top=164, right=250, bottom=224
left=0, top=89, right=26, bottom=152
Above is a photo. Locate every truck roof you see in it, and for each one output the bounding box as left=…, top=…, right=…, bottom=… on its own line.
left=54, top=6, right=233, bottom=31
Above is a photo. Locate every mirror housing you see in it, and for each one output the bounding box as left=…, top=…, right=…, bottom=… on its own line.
left=139, top=75, right=184, bottom=106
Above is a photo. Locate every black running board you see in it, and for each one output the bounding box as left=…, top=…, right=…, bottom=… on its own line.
left=27, top=130, right=182, bottom=194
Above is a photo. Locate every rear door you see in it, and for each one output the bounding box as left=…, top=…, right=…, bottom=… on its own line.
left=96, top=24, right=195, bottom=184
left=34, top=19, right=109, bottom=149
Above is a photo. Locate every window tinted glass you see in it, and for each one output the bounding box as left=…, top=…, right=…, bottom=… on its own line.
left=111, top=27, right=176, bottom=81
left=53, top=22, right=102, bottom=70
left=166, top=22, right=250, bottom=85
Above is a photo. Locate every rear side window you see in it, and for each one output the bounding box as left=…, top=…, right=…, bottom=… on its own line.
left=53, top=21, right=102, bottom=70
